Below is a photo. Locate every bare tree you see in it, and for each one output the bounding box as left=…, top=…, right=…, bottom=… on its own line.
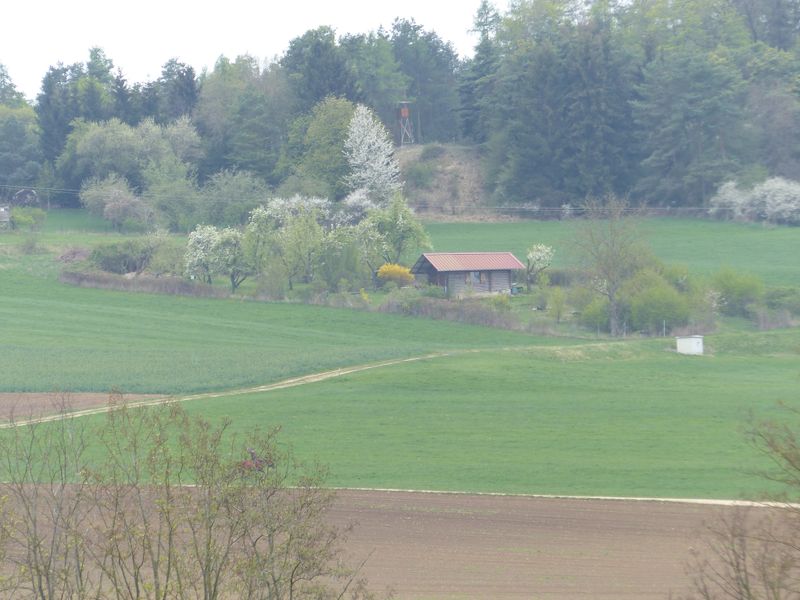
left=680, top=407, right=800, bottom=599
left=0, top=397, right=95, bottom=599
left=0, top=399, right=380, bottom=600
left=573, top=196, right=650, bottom=336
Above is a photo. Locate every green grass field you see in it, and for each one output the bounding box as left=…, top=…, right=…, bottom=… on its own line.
left=427, top=218, right=800, bottom=285
left=1, top=210, right=799, bottom=498
left=0, top=272, right=557, bottom=393
left=167, top=332, right=797, bottom=499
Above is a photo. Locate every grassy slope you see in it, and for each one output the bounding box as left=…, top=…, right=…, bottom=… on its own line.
left=2, top=210, right=799, bottom=497
left=426, top=218, right=800, bottom=285
left=0, top=210, right=557, bottom=393
left=179, top=330, right=800, bottom=498
left=0, top=273, right=557, bottom=394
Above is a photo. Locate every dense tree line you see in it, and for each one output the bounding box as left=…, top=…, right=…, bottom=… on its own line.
left=2, top=0, right=800, bottom=212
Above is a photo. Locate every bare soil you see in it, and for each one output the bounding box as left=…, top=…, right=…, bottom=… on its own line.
left=0, top=393, right=731, bottom=598
left=330, top=489, right=725, bottom=599
left=398, top=145, right=489, bottom=217
left=0, top=392, right=159, bottom=422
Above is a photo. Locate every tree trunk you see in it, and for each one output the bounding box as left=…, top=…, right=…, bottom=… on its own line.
left=609, top=295, right=621, bottom=337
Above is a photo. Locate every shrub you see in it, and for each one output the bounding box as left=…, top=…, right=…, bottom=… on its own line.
left=765, top=287, right=800, bottom=316
left=709, top=178, right=800, bottom=225
left=569, top=286, right=596, bottom=312
left=487, top=293, right=511, bottom=312
left=420, top=144, right=446, bottom=161
left=10, top=207, right=46, bottom=231
left=148, top=243, right=185, bottom=277
left=712, top=268, right=765, bottom=317
left=379, top=291, right=520, bottom=330
left=377, top=263, right=414, bottom=286
left=103, top=196, right=153, bottom=232
left=419, top=284, right=447, bottom=299
left=60, top=271, right=228, bottom=298
left=753, top=306, right=793, bottom=330
left=404, top=162, right=436, bottom=190
left=549, top=286, right=567, bottom=323
left=580, top=297, right=610, bottom=332
left=19, top=235, right=42, bottom=255
left=255, top=263, right=289, bottom=301
left=547, top=269, right=579, bottom=287
left=630, top=283, right=690, bottom=334
left=91, top=240, right=157, bottom=274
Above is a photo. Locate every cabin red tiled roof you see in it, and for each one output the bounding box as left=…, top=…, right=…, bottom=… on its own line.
left=412, top=252, right=525, bottom=273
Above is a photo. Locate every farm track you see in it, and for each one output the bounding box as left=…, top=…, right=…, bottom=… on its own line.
left=2, top=344, right=783, bottom=597
left=0, top=342, right=615, bottom=429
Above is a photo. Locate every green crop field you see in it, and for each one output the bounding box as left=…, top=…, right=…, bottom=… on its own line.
left=0, top=272, right=560, bottom=394
left=1, top=210, right=799, bottom=499
left=427, top=218, right=800, bottom=285
left=171, top=328, right=800, bottom=499
left=36, top=329, right=800, bottom=499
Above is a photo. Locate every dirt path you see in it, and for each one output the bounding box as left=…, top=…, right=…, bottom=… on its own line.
left=330, top=489, right=734, bottom=599
left=0, top=343, right=619, bottom=428
left=0, top=392, right=159, bottom=423
left=0, top=353, right=764, bottom=598
left=0, top=353, right=452, bottom=428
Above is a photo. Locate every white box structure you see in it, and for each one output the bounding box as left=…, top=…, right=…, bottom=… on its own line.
left=676, top=335, right=704, bottom=355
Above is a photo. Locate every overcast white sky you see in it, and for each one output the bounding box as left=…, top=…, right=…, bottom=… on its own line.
left=2, top=0, right=509, bottom=101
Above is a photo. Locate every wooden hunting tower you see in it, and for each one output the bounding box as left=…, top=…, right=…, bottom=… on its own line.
left=398, top=101, right=415, bottom=145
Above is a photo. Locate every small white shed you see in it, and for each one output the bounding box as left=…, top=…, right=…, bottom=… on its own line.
left=676, top=335, right=704, bottom=355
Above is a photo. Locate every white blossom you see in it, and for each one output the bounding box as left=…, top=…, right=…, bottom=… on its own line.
left=343, top=104, right=402, bottom=206
left=185, top=224, right=221, bottom=283
left=526, top=244, right=554, bottom=268
left=260, top=195, right=332, bottom=228
left=524, top=243, right=554, bottom=291
left=710, top=178, right=800, bottom=225
left=335, top=188, right=379, bottom=226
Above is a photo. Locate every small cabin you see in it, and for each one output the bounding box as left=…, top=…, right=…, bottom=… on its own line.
left=411, top=252, right=525, bottom=297
left=676, top=335, right=704, bottom=355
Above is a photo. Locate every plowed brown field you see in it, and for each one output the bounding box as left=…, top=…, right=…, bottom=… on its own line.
left=330, top=490, right=727, bottom=599
left=0, top=393, right=736, bottom=598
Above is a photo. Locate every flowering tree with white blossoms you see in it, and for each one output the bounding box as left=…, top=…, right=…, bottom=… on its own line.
left=525, top=243, right=554, bottom=292
left=185, top=224, right=221, bottom=284
left=343, top=105, right=402, bottom=205
left=185, top=225, right=251, bottom=291
left=214, top=227, right=250, bottom=292
left=709, top=177, right=800, bottom=225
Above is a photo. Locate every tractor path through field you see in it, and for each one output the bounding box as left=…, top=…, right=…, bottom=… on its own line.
left=0, top=342, right=611, bottom=428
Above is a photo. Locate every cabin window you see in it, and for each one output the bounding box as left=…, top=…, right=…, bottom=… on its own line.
left=465, top=271, right=483, bottom=284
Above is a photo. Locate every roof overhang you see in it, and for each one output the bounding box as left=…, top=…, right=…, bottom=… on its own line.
left=411, top=252, right=525, bottom=274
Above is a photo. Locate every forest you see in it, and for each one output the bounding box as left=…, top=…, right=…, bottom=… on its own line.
left=1, top=0, right=800, bottom=220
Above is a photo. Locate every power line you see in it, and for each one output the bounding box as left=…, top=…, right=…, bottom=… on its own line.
left=0, top=183, right=718, bottom=216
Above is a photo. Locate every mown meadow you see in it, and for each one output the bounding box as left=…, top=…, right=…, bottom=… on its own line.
left=1, top=210, right=799, bottom=498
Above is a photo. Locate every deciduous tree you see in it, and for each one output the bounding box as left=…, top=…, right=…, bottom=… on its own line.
left=0, top=400, right=378, bottom=600
left=573, top=197, right=650, bottom=336
left=185, top=224, right=221, bottom=284
left=524, top=244, right=554, bottom=292
left=681, top=406, right=800, bottom=599
left=344, top=104, right=402, bottom=205
left=366, top=195, right=431, bottom=264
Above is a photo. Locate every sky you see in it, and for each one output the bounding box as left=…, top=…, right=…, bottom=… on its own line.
left=2, top=0, right=509, bottom=101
